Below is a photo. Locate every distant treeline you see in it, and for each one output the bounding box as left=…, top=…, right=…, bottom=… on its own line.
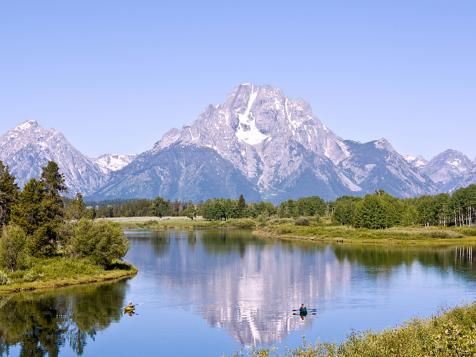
left=85, top=185, right=476, bottom=229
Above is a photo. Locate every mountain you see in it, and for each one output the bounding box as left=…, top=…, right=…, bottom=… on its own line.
left=419, top=149, right=474, bottom=192
left=339, top=139, right=435, bottom=198
left=93, top=154, right=136, bottom=174
left=95, top=84, right=435, bottom=201
left=403, top=154, right=428, bottom=169
left=0, top=120, right=106, bottom=195
left=92, top=143, right=261, bottom=201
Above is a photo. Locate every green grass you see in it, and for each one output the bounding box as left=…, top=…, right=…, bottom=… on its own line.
left=117, top=217, right=257, bottom=230
left=244, top=302, right=476, bottom=357
left=0, top=257, right=137, bottom=294
left=254, top=218, right=476, bottom=245
left=115, top=216, right=476, bottom=245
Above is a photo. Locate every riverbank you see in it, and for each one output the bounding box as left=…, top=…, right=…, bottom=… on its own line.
left=113, top=217, right=476, bottom=245
left=0, top=257, right=137, bottom=294
left=245, top=301, right=476, bottom=356
left=254, top=220, right=476, bottom=246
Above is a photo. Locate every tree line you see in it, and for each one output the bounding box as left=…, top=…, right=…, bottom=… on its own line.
left=89, top=186, right=476, bottom=229
left=0, top=160, right=128, bottom=273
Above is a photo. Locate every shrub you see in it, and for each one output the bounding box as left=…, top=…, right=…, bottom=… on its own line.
left=0, top=224, right=28, bottom=271
left=23, top=271, right=44, bottom=282
left=295, top=217, right=310, bottom=226
left=0, top=270, right=9, bottom=285
left=69, top=219, right=129, bottom=267
left=422, top=230, right=464, bottom=239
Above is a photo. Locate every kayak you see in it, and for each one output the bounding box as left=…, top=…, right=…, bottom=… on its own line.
left=124, top=306, right=135, bottom=313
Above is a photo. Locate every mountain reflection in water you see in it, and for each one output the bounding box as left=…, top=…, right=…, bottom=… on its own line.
left=2, top=230, right=476, bottom=356
left=126, top=230, right=476, bottom=347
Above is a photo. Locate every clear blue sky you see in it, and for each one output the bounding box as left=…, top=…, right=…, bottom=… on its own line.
left=0, top=0, right=475, bottom=159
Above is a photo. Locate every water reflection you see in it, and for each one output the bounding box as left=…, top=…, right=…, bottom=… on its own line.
left=2, top=231, right=476, bottom=356
left=0, top=281, right=127, bottom=356
left=126, top=230, right=476, bottom=347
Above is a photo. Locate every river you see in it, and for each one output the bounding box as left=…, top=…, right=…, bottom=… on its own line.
left=1, top=229, right=476, bottom=356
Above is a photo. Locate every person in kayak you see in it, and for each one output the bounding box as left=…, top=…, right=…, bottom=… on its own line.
left=299, top=304, right=307, bottom=319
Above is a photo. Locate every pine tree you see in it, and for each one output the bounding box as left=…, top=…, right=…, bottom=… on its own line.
left=0, top=161, right=19, bottom=227
left=11, top=178, right=46, bottom=235
left=237, top=194, right=246, bottom=218
left=66, top=193, right=87, bottom=220
left=41, top=161, right=67, bottom=223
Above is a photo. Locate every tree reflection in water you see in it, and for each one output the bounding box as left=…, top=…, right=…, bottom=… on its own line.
left=0, top=280, right=127, bottom=357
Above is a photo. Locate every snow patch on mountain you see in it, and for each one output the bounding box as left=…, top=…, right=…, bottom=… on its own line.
left=93, top=154, right=136, bottom=174
left=235, top=85, right=268, bottom=145
left=403, top=154, right=428, bottom=168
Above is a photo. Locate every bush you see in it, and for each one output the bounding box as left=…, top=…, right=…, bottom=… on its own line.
left=295, top=217, right=310, bottom=226
left=0, top=225, right=28, bottom=271
left=22, top=271, right=44, bottom=282
left=0, top=270, right=10, bottom=285
left=69, top=219, right=129, bottom=267
left=422, top=230, right=464, bottom=239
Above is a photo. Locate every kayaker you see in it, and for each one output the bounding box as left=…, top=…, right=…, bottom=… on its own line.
left=299, top=304, right=307, bottom=320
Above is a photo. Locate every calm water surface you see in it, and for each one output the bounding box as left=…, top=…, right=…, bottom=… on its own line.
left=2, top=229, right=476, bottom=356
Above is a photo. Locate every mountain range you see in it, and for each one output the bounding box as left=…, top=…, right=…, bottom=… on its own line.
left=1, top=84, right=475, bottom=202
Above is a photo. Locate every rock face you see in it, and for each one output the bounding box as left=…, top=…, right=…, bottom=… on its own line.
left=95, top=84, right=441, bottom=201
left=0, top=120, right=106, bottom=195
left=419, top=149, right=474, bottom=192
left=92, top=143, right=261, bottom=201
left=2, top=85, right=475, bottom=202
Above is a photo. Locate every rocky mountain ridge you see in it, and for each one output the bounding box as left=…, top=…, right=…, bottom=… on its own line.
left=1, top=85, right=475, bottom=201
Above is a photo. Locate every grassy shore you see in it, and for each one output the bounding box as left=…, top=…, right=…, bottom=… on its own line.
left=0, top=257, right=137, bottom=294
left=244, top=302, right=476, bottom=357
left=113, top=216, right=476, bottom=245
left=254, top=218, right=476, bottom=245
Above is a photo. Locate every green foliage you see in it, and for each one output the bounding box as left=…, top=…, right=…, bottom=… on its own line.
left=11, top=178, right=46, bottom=235
left=0, top=160, right=19, bottom=227
left=151, top=196, right=171, bottom=218
left=65, top=192, right=88, bottom=220
left=279, top=196, right=327, bottom=218
left=202, top=198, right=238, bottom=220
left=0, top=270, right=9, bottom=285
left=0, top=224, right=28, bottom=271
left=249, top=302, right=476, bottom=357
left=30, top=223, right=60, bottom=257
left=353, top=191, right=401, bottom=229
left=332, top=196, right=361, bottom=225
left=237, top=194, right=246, bottom=218
left=69, top=219, right=129, bottom=267
left=182, top=204, right=197, bottom=220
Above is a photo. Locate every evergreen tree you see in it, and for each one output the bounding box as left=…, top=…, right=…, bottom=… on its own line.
left=237, top=194, right=246, bottom=218
left=40, top=161, right=67, bottom=223
left=11, top=178, right=46, bottom=236
left=0, top=161, right=19, bottom=227
left=66, top=193, right=87, bottom=220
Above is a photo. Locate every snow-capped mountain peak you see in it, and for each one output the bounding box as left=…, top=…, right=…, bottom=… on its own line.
left=16, top=120, right=40, bottom=131
left=93, top=154, right=136, bottom=174
left=421, top=149, right=473, bottom=191
left=156, top=84, right=351, bottom=192
left=403, top=154, right=428, bottom=168
left=0, top=120, right=106, bottom=195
